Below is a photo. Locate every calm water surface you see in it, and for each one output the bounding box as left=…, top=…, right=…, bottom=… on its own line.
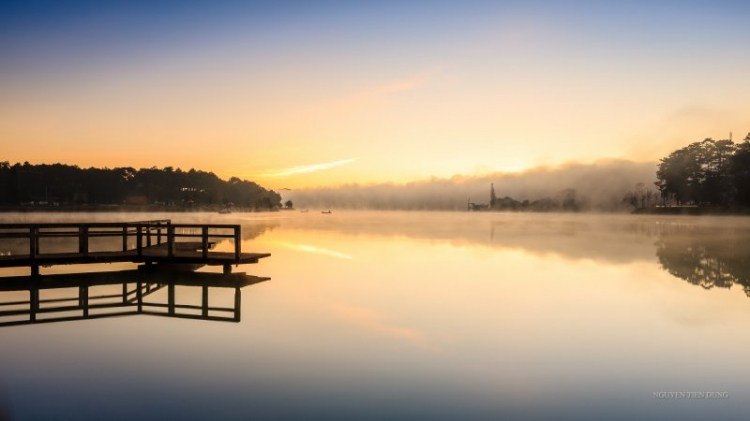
left=1, top=211, right=750, bottom=420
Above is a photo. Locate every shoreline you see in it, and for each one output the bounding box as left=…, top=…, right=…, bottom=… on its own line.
left=633, top=206, right=750, bottom=216
left=0, top=205, right=279, bottom=213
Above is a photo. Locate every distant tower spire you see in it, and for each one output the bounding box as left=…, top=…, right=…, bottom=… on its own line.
left=490, top=183, right=496, bottom=208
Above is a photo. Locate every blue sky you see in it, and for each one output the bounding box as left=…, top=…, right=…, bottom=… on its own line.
left=1, top=0, right=749, bottom=187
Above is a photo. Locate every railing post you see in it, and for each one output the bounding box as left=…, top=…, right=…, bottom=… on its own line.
left=122, top=226, right=128, bottom=252
left=29, top=226, right=37, bottom=259
left=157, top=224, right=162, bottom=244
left=136, top=226, right=143, bottom=257
left=167, top=225, right=175, bottom=258
left=79, top=225, right=89, bottom=256
left=34, top=228, right=40, bottom=257
left=234, top=226, right=241, bottom=261
left=202, top=226, right=209, bottom=259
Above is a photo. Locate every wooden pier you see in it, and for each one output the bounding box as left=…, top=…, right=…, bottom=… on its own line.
left=0, top=220, right=270, bottom=276
left=0, top=269, right=268, bottom=327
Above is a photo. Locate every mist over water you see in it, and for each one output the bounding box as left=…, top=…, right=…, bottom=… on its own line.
left=288, top=159, right=657, bottom=210
left=1, top=211, right=750, bottom=420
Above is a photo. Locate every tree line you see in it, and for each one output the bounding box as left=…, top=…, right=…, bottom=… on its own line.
left=481, top=188, right=582, bottom=212
left=654, top=133, right=750, bottom=206
left=0, top=162, right=281, bottom=210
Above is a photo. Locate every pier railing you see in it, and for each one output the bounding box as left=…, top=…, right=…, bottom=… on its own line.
left=0, top=220, right=242, bottom=261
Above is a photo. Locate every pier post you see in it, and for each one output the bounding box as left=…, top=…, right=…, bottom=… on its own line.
left=167, top=225, right=175, bottom=258
left=122, top=283, right=128, bottom=303
left=29, top=226, right=37, bottom=260
left=234, top=287, right=241, bottom=322
left=122, top=226, right=128, bottom=252
left=202, top=226, right=209, bottom=259
left=34, top=227, right=40, bottom=257
left=80, top=285, right=89, bottom=318
left=79, top=225, right=89, bottom=256
left=202, top=286, right=209, bottom=317
left=234, top=226, right=241, bottom=261
left=29, top=286, right=39, bottom=322
left=168, top=284, right=175, bottom=315
left=136, top=226, right=143, bottom=256
left=136, top=282, right=143, bottom=312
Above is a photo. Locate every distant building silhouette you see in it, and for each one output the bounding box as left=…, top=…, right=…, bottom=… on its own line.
left=467, top=184, right=496, bottom=211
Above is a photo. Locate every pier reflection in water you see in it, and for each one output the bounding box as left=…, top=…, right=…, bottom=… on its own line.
left=0, top=270, right=269, bottom=327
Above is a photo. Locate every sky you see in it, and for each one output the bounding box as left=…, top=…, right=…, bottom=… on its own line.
left=1, top=0, right=749, bottom=189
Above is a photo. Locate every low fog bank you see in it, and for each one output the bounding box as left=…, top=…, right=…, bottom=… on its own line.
left=274, top=211, right=663, bottom=264
left=289, top=160, right=657, bottom=211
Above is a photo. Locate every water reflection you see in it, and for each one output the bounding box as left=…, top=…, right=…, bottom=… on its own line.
left=656, top=224, right=750, bottom=296
left=3, top=212, right=750, bottom=420
left=269, top=212, right=750, bottom=296
left=0, top=270, right=268, bottom=327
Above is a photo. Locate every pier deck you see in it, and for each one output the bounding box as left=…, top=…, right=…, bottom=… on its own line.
left=0, top=220, right=269, bottom=275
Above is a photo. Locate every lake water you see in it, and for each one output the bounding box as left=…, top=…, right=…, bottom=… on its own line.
left=1, top=211, right=750, bottom=420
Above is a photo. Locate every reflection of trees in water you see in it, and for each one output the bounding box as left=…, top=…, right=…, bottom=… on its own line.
left=656, top=226, right=750, bottom=295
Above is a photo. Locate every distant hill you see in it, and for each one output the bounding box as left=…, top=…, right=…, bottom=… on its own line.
left=288, top=159, right=657, bottom=211
left=0, top=162, right=281, bottom=210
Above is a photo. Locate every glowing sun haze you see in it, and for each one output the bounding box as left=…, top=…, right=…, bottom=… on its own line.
left=1, top=0, right=749, bottom=189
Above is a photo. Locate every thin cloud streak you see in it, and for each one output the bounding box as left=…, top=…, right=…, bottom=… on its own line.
left=262, top=158, right=356, bottom=177
left=273, top=241, right=353, bottom=260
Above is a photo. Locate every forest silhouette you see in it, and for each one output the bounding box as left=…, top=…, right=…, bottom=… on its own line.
left=655, top=133, right=750, bottom=206
left=0, top=163, right=281, bottom=210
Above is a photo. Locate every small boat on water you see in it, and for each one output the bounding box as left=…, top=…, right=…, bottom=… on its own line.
left=218, top=208, right=232, bottom=214
left=321, top=210, right=332, bottom=214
